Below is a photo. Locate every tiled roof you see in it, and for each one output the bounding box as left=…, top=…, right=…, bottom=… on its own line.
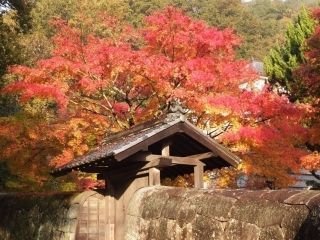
left=53, top=113, right=184, bottom=174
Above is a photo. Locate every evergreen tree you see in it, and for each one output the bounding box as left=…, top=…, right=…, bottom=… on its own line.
left=264, top=7, right=315, bottom=101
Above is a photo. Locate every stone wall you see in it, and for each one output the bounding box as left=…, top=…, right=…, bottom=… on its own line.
left=2, top=187, right=320, bottom=240
left=0, top=191, right=90, bottom=240
left=125, top=186, right=320, bottom=240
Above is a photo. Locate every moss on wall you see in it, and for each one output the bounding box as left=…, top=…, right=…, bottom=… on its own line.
left=0, top=192, right=80, bottom=240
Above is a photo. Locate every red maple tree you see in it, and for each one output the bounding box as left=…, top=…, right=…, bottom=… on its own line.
left=1, top=7, right=311, bottom=189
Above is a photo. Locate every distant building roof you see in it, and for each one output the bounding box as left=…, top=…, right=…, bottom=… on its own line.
left=250, top=60, right=265, bottom=76
left=290, top=170, right=320, bottom=189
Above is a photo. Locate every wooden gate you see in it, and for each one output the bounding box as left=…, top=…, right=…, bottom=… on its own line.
left=73, top=163, right=206, bottom=240
left=75, top=174, right=150, bottom=240
left=76, top=192, right=115, bottom=240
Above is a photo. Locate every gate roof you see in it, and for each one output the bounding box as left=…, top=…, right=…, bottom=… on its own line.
left=53, top=111, right=240, bottom=176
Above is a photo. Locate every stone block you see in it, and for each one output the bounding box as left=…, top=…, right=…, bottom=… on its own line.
left=258, top=226, right=283, bottom=240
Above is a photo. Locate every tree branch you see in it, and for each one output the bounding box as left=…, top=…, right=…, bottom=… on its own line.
left=69, top=99, right=110, bottom=118
left=208, top=122, right=232, bottom=138
left=311, top=170, right=320, bottom=180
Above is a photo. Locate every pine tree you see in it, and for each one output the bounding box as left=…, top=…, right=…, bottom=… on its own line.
left=264, top=7, right=315, bottom=101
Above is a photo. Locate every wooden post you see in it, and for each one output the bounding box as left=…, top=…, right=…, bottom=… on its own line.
left=107, top=173, right=150, bottom=240
left=194, top=163, right=204, bottom=189
left=106, top=182, right=115, bottom=240
left=148, top=141, right=170, bottom=187
left=103, top=178, right=116, bottom=240
left=149, top=167, right=161, bottom=186
left=161, top=142, right=170, bottom=156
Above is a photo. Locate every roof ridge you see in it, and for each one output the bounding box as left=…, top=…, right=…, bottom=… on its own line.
left=102, top=115, right=166, bottom=144
left=103, top=111, right=187, bottom=144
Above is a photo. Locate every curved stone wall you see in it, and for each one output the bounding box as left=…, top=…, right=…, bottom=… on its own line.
left=125, top=187, right=320, bottom=240
left=1, top=187, right=320, bottom=240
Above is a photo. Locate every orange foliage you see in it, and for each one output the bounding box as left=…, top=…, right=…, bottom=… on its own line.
left=0, top=7, right=314, bottom=190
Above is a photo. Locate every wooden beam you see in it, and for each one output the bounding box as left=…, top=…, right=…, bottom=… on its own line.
left=179, top=123, right=240, bottom=166
left=188, top=152, right=216, bottom=160
left=147, top=158, right=172, bottom=168
left=98, top=171, right=150, bottom=182
left=194, top=163, right=204, bottom=189
left=85, top=152, right=212, bottom=174
left=149, top=167, right=160, bottom=186
left=127, top=152, right=160, bottom=162
left=131, top=153, right=206, bottom=166
left=102, top=158, right=172, bottom=179
left=170, top=157, right=200, bottom=166
left=136, top=153, right=212, bottom=168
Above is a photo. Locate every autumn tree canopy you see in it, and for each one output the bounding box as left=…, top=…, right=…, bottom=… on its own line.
left=295, top=9, right=320, bottom=179
left=264, top=7, right=315, bottom=102
left=0, top=6, right=312, bottom=190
